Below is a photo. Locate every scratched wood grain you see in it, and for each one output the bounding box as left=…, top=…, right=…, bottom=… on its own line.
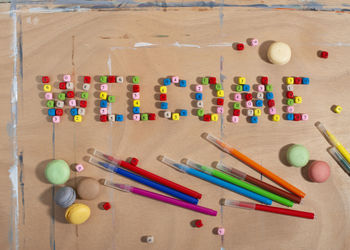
left=1, top=3, right=350, bottom=250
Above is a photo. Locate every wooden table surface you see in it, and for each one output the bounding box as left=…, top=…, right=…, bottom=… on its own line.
left=1, top=2, right=350, bottom=250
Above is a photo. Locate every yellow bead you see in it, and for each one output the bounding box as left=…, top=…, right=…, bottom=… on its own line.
left=217, top=90, right=224, bottom=97
left=286, top=77, right=294, bottom=85
left=160, top=86, right=167, bottom=94
left=133, top=100, right=140, bottom=107
left=211, top=114, right=218, bottom=121
left=172, top=113, right=180, bottom=120
left=254, top=109, right=261, bottom=116
left=272, top=114, right=280, bottom=122
left=238, top=77, right=246, bottom=85
left=100, top=92, right=107, bottom=100
left=74, top=115, right=82, bottom=122
left=334, top=105, right=342, bottom=113
left=294, top=96, right=302, bottom=104
left=43, top=84, right=52, bottom=92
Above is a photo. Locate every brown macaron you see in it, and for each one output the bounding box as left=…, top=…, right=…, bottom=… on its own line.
left=77, top=177, right=100, bottom=200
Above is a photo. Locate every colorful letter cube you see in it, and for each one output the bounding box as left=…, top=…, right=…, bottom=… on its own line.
left=84, top=76, right=91, bottom=83
left=256, top=92, right=264, bottom=99
left=215, top=84, right=222, bottom=91
left=217, top=106, right=224, bottom=114
left=294, top=77, right=302, bottom=84
left=100, top=115, right=108, bottom=122
left=234, top=93, right=242, bottom=101
left=245, top=93, right=252, bottom=101
left=250, top=39, right=258, bottom=47
left=116, top=115, right=124, bottom=122
left=236, top=43, right=244, bottom=50
left=287, top=85, right=294, bottom=91
left=172, top=76, right=179, bottom=83
left=133, top=107, right=140, bottom=114
left=195, top=93, right=203, bottom=100
left=75, top=164, right=84, bottom=172
left=238, top=77, right=246, bottom=85
left=70, top=108, right=78, bottom=116
left=52, top=116, right=60, bottom=123
left=294, top=113, right=301, bottom=121
left=133, top=85, right=140, bottom=92
left=46, top=100, right=55, bottom=108
left=132, top=93, right=140, bottom=100
left=287, top=99, right=294, bottom=106
left=267, top=99, right=275, bottom=107
left=100, top=108, right=108, bottom=115
left=255, top=100, right=263, bottom=107
left=247, top=109, right=254, bottom=116
left=43, top=84, right=52, bottom=92
left=101, top=84, right=108, bottom=91
left=246, top=100, right=253, bottom=108
left=302, top=77, right=310, bottom=85
left=160, top=94, right=167, bottom=101
left=164, top=111, right=171, bottom=118
left=261, top=76, right=268, bottom=85
left=55, top=108, right=63, bottom=116
left=81, top=92, right=89, bottom=99
left=295, top=96, right=302, bottom=104
left=100, top=92, right=107, bottom=100
left=273, top=114, right=280, bottom=122
left=141, top=113, right=148, bottom=121
left=195, top=85, right=203, bottom=92
left=269, top=107, right=276, bottom=115
left=79, top=100, right=87, bottom=108
left=160, top=102, right=168, bottom=109
left=42, top=76, right=50, bottom=83
left=286, top=113, right=294, bottom=120
left=59, top=82, right=67, bottom=90
left=100, top=76, right=107, bottom=83
left=211, top=114, right=218, bottom=121
left=78, top=108, right=85, bottom=116
left=233, top=102, right=240, bottom=109
left=108, top=95, right=116, bottom=103
left=286, top=91, right=294, bottom=99
left=63, top=75, right=71, bottom=82
left=100, top=100, right=107, bottom=108
left=108, top=76, right=116, bottom=83
left=254, top=109, right=261, bottom=116
left=69, top=99, right=76, bottom=107
left=180, top=110, right=187, bottom=117
left=265, top=84, right=273, bottom=92
left=149, top=113, right=156, bottom=120
left=203, top=114, right=211, bottom=121
left=45, top=92, right=53, bottom=100
left=197, top=109, right=204, bottom=117
left=287, top=106, right=294, bottom=113
left=265, top=92, right=274, bottom=100
left=160, top=86, right=167, bottom=93
left=242, top=84, right=250, bottom=92
left=56, top=100, right=64, bottom=108
left=250, top=116, right=258, bottom=123
left=236, top=85, right=243, bottom=92
left=286, top=77, right=294, bottom=85
left=302, top=113, right=309, bottom=120
left=163, top=78, right=171, bottom=86
left=108, top=114, right=115, bottom=121
left=202, top=77, right=209, bottom=85
left=258, top=85, right=265, bottom=92
left=132, top=76, right=140, bottom=84
left=209, top=77, right=216, bottom=84
left=233, top=109, right=240, bottom=116
left=66, top=82, right=74, bottom=90
left=196, top=101, right=204, bottom=108
left=217, top=98, right=224, bottom=106
left=232, top=116, right=239, bottom=123
left=172, top=113, right=180, bottom=120
left=179, top=80, right=186, bottom=87
left=320, top=51, right=328, bottom=58
left=82, top=83, right=90, bottom=91
left=133, top=114, right=140, bottom=121
left=66, top=91, right=74, bottom=98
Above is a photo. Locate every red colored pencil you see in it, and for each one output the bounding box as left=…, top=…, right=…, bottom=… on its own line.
left=93, top=149, right=202, bottom=199
left=224, top=199, right=314, bottom=219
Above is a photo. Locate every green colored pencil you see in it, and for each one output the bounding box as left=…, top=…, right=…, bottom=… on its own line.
left=184, top=159, right=294, bottom=207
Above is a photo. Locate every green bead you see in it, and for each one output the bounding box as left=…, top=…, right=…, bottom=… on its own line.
left=46, top=100, right=54, bottom=108
left=202, top=77, right=209, bottom=85
left=233, top=102, right=241, bottom=109
left=215, top=84, right=222, bottom=91
left=286, top=144, right=309, bottom=167
left=141, top=113, right=148, bottom=121
left=81, top=92, right=89, bottom=99
left=58, top=93, right=66, bottom=101
left=265, top=84, right=273, bottom=92
left=132, top=76, right=140, bottom=84
left=236, top=85, right=243, bottom=92
left=287, top=98, right=294, bottom=106
left=100, top=76, right=107, bottom=83
left=197, top=109, right=204, bottom=117
left=108, top=95, right=115, bottom=103
left=45, top=159, right=70, bottom=185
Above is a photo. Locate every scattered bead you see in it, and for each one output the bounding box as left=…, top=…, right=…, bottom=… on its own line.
left=145, top=236, right=154, bottom=243
left=179, top=80, right=187, bottom=87
left=267, top=99, right=275, bottom=107
left=69, top=99, right=76, bottom=107
left=116, top=76, right=123, bottom=83
left=236, top=43, right=244, bottom=50
left=100, top=108, right=108, bottom=115
left=246, top=100, right=253, bottom=108
left=287, top=106, right=294, bottom=113
left=195, top=93, right=203, bottom=100
left=100, top=76, right=107, bottom=83
left=269, top=107, right=276, bottom=115
left=196, top=101, right=204, bottom=108
left=217, top=90, right=224, bottom=97
left=320, top=51, right=328, bottom=59
left=286, top=77, right=294, bottom=85
left=217, top=98, right=224, bottom=106
left=233, top=102, right=240, bottom=109
left=43, top=84, right=52, bottom=92
left=261, top=76, right=268, bottom=85
left=250, top=39, right=258, bottom=47
left=179, top=110, right=187, bottom=117
left=236, top=85, right=243, bottom=92
left=195, top=85, right=203, bottom=92
left=217, top=227, right=225, bottom=235
left=108, top=114, right=115, bottom=121
left=203, top=114, right=211, bottom=122
left=103, top=202, right=111, bottom=210
left=100, top=115, right=108, bottom=122
left=333, top=105, right=342, bottom=114
left=233, top=109, right=240, bottom=116
left=302, top=77, right=309, bottom=85
left=242, top=84, right=250, bottom=92
left=172, top=113, right=180, bottom=120
left=211, top=114, right=218, bottom=122
left=75, top=164, right=84, bottom=172
left=63, top=75, right=71, bottom=82
left=132, top=76, right=140, bottom=84
left=255, top=100, right=263, bottom=107
left=100, top=84, right=108, bottom=91
left=133, top=85, right=140, bottom=92
left=160, top=86, right=167, bottom=93
left=254, top=109, right=261, bottom=116
left=217, top=107, right=224, bottom=114
left=209, top=77, right=216, bottom=84
left=195, top=220, right=203, bottom=228
left=302, top=113, right=309, bottom=120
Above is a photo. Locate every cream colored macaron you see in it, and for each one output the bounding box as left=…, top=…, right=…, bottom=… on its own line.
left=267, top=42, right=291, bottom=65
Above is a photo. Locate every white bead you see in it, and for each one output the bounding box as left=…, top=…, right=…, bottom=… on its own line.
left=287, top=85, right=294, bottom=91
left=247, top=109, right=254, bottom=116
left=197, top=101, right=204, bottom=108
left=66, top=82, right=74, bottom=90
left=256, top=92, right=264, bottom=99
left=83, top=83, right=90, bottom=91
left=164, top=111, right=171, bottom=118
left=117, top=76, right=123, bottom=83
left=146, top=236, right=154, bottom=243
left=56, top=100, right=64, bottom=108
left=108, top=114, right=115, bottom=121
left=78, top=108, right=85, bottom=116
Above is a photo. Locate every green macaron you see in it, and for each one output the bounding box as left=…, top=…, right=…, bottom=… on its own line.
left=286, top=144, right=310, bottom=167
left=45, top=159, right=70, bottom=184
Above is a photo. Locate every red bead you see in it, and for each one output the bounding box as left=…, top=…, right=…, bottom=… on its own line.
left=160, top=94, right=167, bottom=101
left=100, top=115, right=108, bottom=122
left=286, top=91, right=294, bottom=99
left=294, top=77, right=302, bottom=84
left=294, top=113, right=301, bottom=121
left=133, top=85, right=140, bottom=92
left=209, top=77, right=216, bottom=84
left=84, top=76, right=91, bottom=83
left=59, top=82, right=67, bottom=89
left=261, top=76, right=268, bottom=85
left=267, top=99, right=275, bottom=107
left=103, top=202, right=111, bottom=210
left=55, top=108, right=63, bottom=116
left=245, top=93, right=252, bottom=101
left=130, top=157, right=139, bottom=166
left=320, top=51, right=328, bottom=58
left=66, top=91, right=74, bottom=98
left=42, top=76, right=50, bottom=83
left=195, top=220, right=203, bottom=228
left=148, top=113, right=156, bottom=120
left=108, top=76, right=116, bottom=83
left=233, top=109, right=240, bottom=116
left=80, top=100, right=87, bottom=108
left=203, top=114, right=211, bottom=121
left=236, top=43, right=244, bottom=51
left=217, top=98, right=224, bottom=106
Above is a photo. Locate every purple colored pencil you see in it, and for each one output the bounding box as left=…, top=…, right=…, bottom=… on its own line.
left=103, top=180, right=217, bottom=216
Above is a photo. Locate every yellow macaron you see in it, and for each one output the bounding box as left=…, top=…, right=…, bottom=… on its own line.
left=65, top=203, right=91, bottom=225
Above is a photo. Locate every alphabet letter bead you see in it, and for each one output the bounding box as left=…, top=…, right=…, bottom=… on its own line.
left=197, top=109, right=204, bottom=117
left=179, top=80, right=187, bottom=87
left=217, top=90, right=224, bottom=97
left=132, top=76, right=140, bottom=84
left=172, top=76, right=179, bottom=83
left=146, top=236, right=154, bottom=243
left=78, top=108, right=85, bottom=116
left=83, top=83, right=90, bottom=91
left=257, top=92, right=264, bottom=99
left=133, top=114, right=140, bottom=121
left=250, top=116, right=258, bottom=123
left=108, top=76, right=116, bottom=83
left=233, top=93, right=241, bottom=101
left=320, top=51, right=328, bottom=58
left=211, top=114, right=218, bottom=121
left=160, top=102, right=168, bottom=109
left=245, top=93, right=252, bottom=101
left=63, top=75, right=71, bottom=82
left=197, top=101, right=204, bottom=108
left=334, top=105, right=342, bottom=113
left=195, top=85, right=203, bottom=92
left=133, top=85, right=140, bottom=92
left=286, top=77, right=294, bottom=84
left=172, top=113, right=180, bottom=120
left=286, top=91, right=294, bottom=99
left=149, top=113, right=156, bottom=120
left=132, top=93, right=140, bottom=100
left=203, top=114, right=211, bottom=121
left=108, top=96, right=115, bottom=103
left=217, top=98, right=224, bottom=106
left=100, top=76, right=107, bottom=83
left=294, top=113, right=301, bottom=121
left=46, top=100, right=54, bottom=108
left=236, top=43, right=244, bottom=50
left=287, top=99, right=294, bottom=106
left=286, top=113, right=294, bottom=120
left=75, top=164, right=84, bottom=172
left=302, top=77, right=310, bottom=85
left=232, top=116, right=239, bottom=123
left=233, top=102, right=240, bottom=109
left=180, top=110, right=187, bottom=116
left=45, top=92, right=53, bottom=100
left=160, top=94, right=167, bottom=101
left=81, top=92, right=89, bottom=99
left=294, top=96, right=302, bottom=104
left=247, top=109, right=254, bottom=116
left=215, top=84, right=222, bottom=91
left=201, top=77, right=209, bottom=85
left=160, top=86, right=167, bottom=93
left=108, top=114, right=115, bottom=121
left=302, top=113, right=309, bottom=120
left=59, top=82, right=67, bottom=89
left=70, top=108, right=78, bottom=116
left=287, top=106, right=294, bottom=113
left=133, top=107, right=140, bottom=114
left=116, top=115, right=124, bottom=122
left=233, top=109, right=240, bottom=116
left=163, top=78, right=171, bottom=86
left=258, top=85, right=265, bottom=92
left=236, top=85, right=243, bottom=92
left=69, top=99, right=76, bottom=107
left=254, top=109, right=261, bottom=116
left=272, top=114, right=280, bottom=122
left=43, top=84, right=52, bottom=92
left=164, top=111, right=171, bottom=118
left=74, top=115, right=82, bottom=122
left=66, top=82, right=74, bottom=90
left=55, top=108, right=63, bottom=116
left=267, top=99, right=275, bottom=107
left=67, top=91, right=74, bottom=98
left=42, top=76, right=50, bottom=83
left=294, top=77, right=302, bottom=84
left=101, top=84, right=108, bottom=91
left=117, top=76, right=123, bottom=83
left=265, top=84, right=273, bottom=92
left=48, top=108, right=56, bottom=116
left=195, top=93, right=203, bottom=100
left=133, top=100, right=140, bottom=107
left=56, top=100, right=64, bottom=108
left=269, top=107, right=276, bottom=115
left=84, top=76, right=91, bottom=83
left=261, top=76, right=268, bottom=85
left=238, top=77, right=246, bottom=85
left=100, top=108, right=108, bottom=115
left=250, top=39, right=258, bottom=47
left=80, top=100, right=87, bottom=108
left=209, top=77, right=216, bottom=84
left=287, top=85, right=294, bottom=91
left=100, top=115, right=108, bottom=122
left=246, top=100, right=253, bottom=108
left=265, top=92, right=274, bottom=100
left=52, top=116, right=60, bottom=123
left=242, top=84, right=250, bottom=92
left=100, top=100, right=107, bottom=108
left=217, top=106, right=224, bottom=114
left=255, top=100, right=263, bottom=107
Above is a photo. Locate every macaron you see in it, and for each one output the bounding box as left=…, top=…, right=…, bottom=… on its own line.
left=45, top=159, right=70, bottom=185
left=77, top=177, right=100, bottom=200
left=54, top=186, right=76, bottom=208
left=286, top=144, right=309, bottom=167
left=267, top=42, right=291, bottom=65
left=308, top=161, right=330, bottom=183
left=65, top=203, right=91, bottom=224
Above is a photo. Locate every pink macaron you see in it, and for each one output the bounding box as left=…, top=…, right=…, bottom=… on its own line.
left=308, top=161, right=330, bottom=183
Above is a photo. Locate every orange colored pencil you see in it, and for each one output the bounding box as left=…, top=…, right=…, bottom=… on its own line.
left=204, top=133, right=306, bottom=198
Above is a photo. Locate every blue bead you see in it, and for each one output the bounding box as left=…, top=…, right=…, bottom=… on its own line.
left=255, top=100, right=263, bottom=107
left=179, top=80, right=187, bottom=87
left=180, top=109, right=187, bottom=116
left=100, top=100, right=108, bottom=108
left=116, top=114, right=123, bottom=122
left=160, top=102, right=168, bottom=109
left=266, top=92, right=274, bottom=100
left=302, top=77, right=309, bottom=85
left=133, top=107, right=140, bottom=114
left=250, top=116, right=258, bottom=123
left=286, top=113, right=294, bottom=120
left=70, top=108, right=78, bottom=116
left=48, top=108, right=56, bottom=116
left=195, top=93, right=203, bottom=100
left=163, top=78, right=171, bottom=86
left=242, top=84, right=250, bottom=92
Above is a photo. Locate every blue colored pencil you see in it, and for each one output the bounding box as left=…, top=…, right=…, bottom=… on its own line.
left=89, top=157, right=198, bottom=204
